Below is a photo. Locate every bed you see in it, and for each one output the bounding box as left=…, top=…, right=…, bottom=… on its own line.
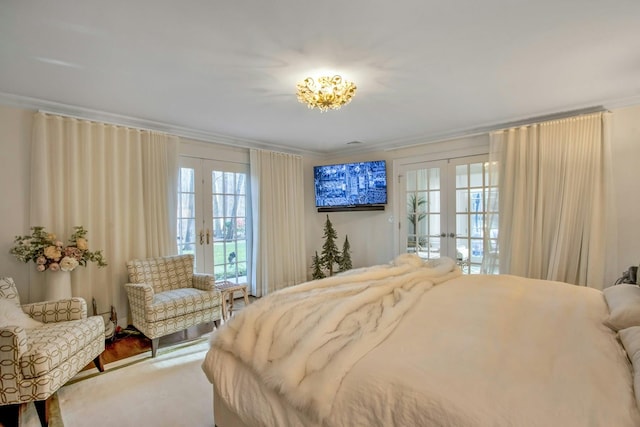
left=201, top=254, right=640, bottom=426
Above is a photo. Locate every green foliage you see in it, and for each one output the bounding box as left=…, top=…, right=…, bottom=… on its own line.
left=320, top=215, right=341, bottom=276
left=338, top=235, right=352, bottom=272
left=311, top=251, right=326, bottom=280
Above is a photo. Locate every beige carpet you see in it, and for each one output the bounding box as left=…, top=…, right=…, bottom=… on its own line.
left=21, top=338, right=214, bottom=427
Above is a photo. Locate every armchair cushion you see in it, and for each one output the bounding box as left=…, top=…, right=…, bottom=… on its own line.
left=0, top=300, right=43, bottom=329
left=145, top=287, right=221, bottom=322
left=20, top=316, right=104, bottom=378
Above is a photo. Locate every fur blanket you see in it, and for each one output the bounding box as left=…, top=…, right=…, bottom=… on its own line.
left=209, top=254, right=460, bottom=422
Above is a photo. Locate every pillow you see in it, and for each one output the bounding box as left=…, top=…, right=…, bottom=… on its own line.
left=603, top=284, right=640, bottom=331
left=618, top=326, right=640, bottom=409
left=0, top=299, right=43, bottom=329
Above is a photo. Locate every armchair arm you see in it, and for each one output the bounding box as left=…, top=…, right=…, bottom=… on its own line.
left=124, top=282, right=155, bottom=307
left=192, top=273, right=216, bottom=291
left=22, top=298, right=87, bottom=323
left=0, top=326, right=28, bottom=404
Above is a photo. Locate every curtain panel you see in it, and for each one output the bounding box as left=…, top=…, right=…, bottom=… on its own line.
left=30, top=112, right=179, bottom=319
left=250, top=149, right=307, bottom=297
left=484, top=112, right=615, bottom=288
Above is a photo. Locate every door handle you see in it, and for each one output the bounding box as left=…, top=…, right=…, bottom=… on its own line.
left=206, top=229, right=210, bottom=245
left=199, top=230, right=204, bottom=245
left=448, top=232, right=456, bottom=238
left=440, top=232, right=446, bottom=238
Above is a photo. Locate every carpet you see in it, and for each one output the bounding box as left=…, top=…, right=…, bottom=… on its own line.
left=21, top=338, right=214, bottom=427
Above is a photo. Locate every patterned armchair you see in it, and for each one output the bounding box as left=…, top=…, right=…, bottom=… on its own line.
left=0, top=277, right=105, bottom=427
left=125, top=254, right=222, bottom=357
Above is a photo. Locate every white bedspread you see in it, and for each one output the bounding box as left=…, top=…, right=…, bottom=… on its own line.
left=208, top=254, right=460, bottom=422
left=204, top=259, right=640, bottom=427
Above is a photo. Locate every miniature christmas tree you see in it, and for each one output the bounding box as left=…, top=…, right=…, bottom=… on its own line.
left=338, top=235, right=352, bottom=272
left=320, top=214, right=341, bottom=276
left=311, top=251, right=326, bottom=280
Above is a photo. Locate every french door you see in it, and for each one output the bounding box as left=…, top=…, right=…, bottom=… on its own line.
left=177, top=157, right=250, bottom=284
left=399, top=155, right=497, bottom=274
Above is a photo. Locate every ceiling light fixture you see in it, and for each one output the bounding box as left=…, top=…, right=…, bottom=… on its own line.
left=296, top=75, right=357, bottom=112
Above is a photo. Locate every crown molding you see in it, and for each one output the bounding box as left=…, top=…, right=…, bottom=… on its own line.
left=0, top=92, right=320, bottom=157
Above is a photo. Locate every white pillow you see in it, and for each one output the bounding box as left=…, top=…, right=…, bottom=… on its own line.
left=602, top=284, right=640, bottom=331
left=618, top=326, right=640, bottom=410
left=0, top=299, right=43, bottom=329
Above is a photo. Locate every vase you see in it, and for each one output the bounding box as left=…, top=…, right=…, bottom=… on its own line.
left=45, top=270, right=72, bottom=300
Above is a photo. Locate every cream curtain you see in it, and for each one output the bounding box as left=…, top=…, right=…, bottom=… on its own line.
left=483, top=112, right=615, bottom=288
left=250, top=149, right=307, bottom=297
left=30, top=112, right=179, bottom=320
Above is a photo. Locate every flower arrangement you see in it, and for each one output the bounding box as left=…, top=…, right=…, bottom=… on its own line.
left=10, top=226, right=107, bottom=272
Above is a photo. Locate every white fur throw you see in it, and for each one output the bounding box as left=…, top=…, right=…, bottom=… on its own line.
left=210, top=254, right=460, bottom=422
left=0, top=299, right=43, bottom=329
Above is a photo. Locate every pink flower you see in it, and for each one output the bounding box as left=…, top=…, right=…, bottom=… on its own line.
left=48, top=263, right=60, bottom=272
left=36, top=264, right=45, bottom=272
left=36, top=256, right=46, bottom=265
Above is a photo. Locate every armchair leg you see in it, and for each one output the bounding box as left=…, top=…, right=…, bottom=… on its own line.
left=0, top=404, right=19, bottom=427
left=34, top=399, right=49, bottom=427
left=151, top=338, right=159, bottom=358
left=94, top=354, right=104, bottom=372
left=213, top=319, right=221, bottom=328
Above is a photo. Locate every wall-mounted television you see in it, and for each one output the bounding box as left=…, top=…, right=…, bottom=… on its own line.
left=313, top=160, right=387, bottom=212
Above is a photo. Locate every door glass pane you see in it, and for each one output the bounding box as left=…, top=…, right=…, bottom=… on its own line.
left=456, top=189, right=468, bottom=213
left=470, top=163, right=483, bottom=187
left=429, top=191, right=440, bottom=212
left=456, top=165, right=468, bottom=188
left=211, top=169, right=249, bottom=284
left=177, top=167, right=196, bottom=256
left=416, top=169, right=428, bottom=190
left=428, top=169, right=440, bottom=190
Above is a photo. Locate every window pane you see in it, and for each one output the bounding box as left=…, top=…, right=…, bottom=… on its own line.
left=416, top=169, right=428, bottom=190
left=456, top=165, right=468, bottom=188
left=456, top=189, right=468, bottom=213
left=180, top=168, right=194, bottom=192
left=224, top=172, right=235, bottom=194
left=428, top=169, right=440, bottom=190
left=470, top=163, right=483, bottom=187
left=456, top=214, right=469, bottom=237
left=428, top=191, right=440, bottom=213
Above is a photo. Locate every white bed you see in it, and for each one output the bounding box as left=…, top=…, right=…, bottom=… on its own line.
left=202, top=255, right=640, bottom=427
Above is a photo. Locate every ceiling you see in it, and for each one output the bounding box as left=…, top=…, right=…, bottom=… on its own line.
left=1, top=1, right=639, bottom=156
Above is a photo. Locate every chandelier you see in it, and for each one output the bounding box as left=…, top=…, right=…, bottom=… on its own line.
left=296, top=75, right=357, bottom=112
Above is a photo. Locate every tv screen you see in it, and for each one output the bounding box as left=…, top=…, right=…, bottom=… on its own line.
left=314, top=160, right=387, bottom=208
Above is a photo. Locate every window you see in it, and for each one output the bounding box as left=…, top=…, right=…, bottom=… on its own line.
left=177, top=157, right=250, bottom=283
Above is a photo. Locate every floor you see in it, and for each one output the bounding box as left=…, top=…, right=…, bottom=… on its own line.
left=93, top=295, right=255, bottom=366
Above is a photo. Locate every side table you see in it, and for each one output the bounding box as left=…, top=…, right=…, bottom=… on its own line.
left=215, top=281, right=250, bottom=321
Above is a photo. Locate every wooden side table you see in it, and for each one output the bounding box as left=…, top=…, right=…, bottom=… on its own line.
left=215, top=281, right=250, bottom=321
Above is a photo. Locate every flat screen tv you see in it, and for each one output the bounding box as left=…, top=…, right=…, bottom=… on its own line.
left=314, top=160, right=387, bottom=211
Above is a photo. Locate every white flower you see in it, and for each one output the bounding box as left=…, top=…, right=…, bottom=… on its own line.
left=59, top=256, right=79, bottom=272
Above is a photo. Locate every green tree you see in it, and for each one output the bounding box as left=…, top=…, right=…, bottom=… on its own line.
left=338, top=235, right=352, bottom=272
left=311, top=251, right=326, bottom=280
left=320, top=215, right=341, bottom=276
